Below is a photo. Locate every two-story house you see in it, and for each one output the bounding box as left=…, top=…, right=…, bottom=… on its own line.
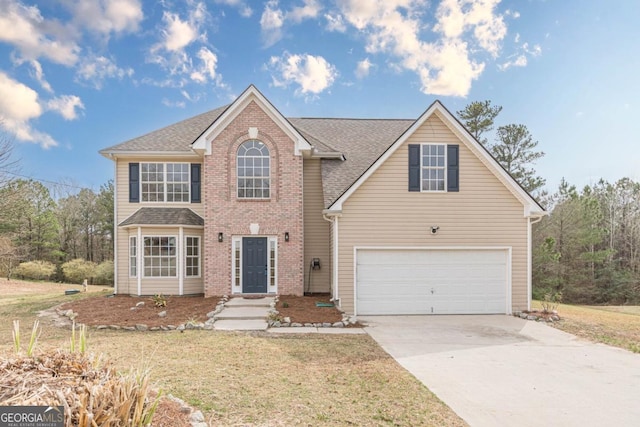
left=100, top=85, right=545, bottom=316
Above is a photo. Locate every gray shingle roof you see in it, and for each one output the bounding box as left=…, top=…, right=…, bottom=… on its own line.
left=289, top=118, right=414, bottom=207
left=119, top=208, right=204, bottom=227
left=100, top=105, right=228, bottom=153
left=103, top=105, right=415, bottom=209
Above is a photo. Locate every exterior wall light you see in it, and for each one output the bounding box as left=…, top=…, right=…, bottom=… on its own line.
left=284, top=232, right=290, bottom=242
left=218, top=232, right=223, bottom=242
left=430, top=226, right=440, bottom=235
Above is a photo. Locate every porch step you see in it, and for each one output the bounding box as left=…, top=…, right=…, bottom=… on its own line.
left=213, top=306, right=270, bottom=321
left=224, top=297, right=274, bottom=308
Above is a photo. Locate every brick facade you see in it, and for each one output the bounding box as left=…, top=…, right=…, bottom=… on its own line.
left=203, top=100, right=304, bottom=296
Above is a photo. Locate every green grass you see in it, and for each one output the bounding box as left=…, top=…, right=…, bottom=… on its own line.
left=0, top=281, right=466, bottom=426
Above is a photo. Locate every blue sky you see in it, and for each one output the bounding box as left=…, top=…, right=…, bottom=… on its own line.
left=0, top=0, right=638, bottom=193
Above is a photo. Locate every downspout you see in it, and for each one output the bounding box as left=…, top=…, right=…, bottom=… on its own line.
left=113, top=157, right=118, bottom=294
left=322, top=213, right=339, bottom=305
left=527, top=214, right=546, bottom=310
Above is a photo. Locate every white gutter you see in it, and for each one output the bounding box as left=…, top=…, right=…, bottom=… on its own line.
left=526, top=213, right=547, bottom=310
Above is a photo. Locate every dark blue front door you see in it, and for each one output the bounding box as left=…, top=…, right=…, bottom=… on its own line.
left=242, top=237, right=268, bottom=293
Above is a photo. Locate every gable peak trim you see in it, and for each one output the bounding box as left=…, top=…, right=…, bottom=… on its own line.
left=192, top=85, right=311, bottom=156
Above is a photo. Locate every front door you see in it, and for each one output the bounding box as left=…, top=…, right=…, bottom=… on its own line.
left=242, top=237, right=268, bottom=293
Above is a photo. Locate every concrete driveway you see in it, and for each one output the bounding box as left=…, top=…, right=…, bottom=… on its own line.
left=361, top=315, right=640, bottom=427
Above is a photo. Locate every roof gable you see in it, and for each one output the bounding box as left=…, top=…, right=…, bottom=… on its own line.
left=192, top=85, right=311, bottom=156
left=327, top=101, right=545, bottom=217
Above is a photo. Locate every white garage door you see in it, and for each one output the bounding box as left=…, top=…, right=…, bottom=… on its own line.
left=356, top=248, right=509, bottom=315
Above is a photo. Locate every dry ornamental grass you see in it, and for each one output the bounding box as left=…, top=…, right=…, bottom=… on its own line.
left=0, top=349, right=159, bottom=427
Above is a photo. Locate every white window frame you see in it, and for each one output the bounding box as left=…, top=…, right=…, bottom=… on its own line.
left=142, top=235, right=178, bottom=278
left=236, top=140, right=271, bottom=200
left=184, top=235, right=201, bottom=278
left=420, top=143, right=447, bottom=192
left=140, top=162, right=191, bottom=203
left=129, top=236, right=137, bottom=278
left=231, top=236, right=278, bottom=294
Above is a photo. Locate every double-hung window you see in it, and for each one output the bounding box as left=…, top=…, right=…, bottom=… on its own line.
left=185, top=236, right=200, bottom=277
left=141, top=163, right=189, bottom=202
left=421, top=144, right=446, bottom=191
left=408, top=143, right=459, bottom=193
left=143, top=236, right=177, bottom=277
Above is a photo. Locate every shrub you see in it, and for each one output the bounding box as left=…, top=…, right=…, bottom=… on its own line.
left=94, top=260, right=114, bottom=286
left=14, top=261, right=56, bottom=281
left=62, top=259, right=97, bottom=284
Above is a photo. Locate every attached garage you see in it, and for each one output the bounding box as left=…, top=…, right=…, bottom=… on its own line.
left=355, top=248, right=510, bottom=315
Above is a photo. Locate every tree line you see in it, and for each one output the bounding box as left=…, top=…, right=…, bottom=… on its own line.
left=0, top=136, right=114, bottom=283
left=457, top=101, right=639, bottom=304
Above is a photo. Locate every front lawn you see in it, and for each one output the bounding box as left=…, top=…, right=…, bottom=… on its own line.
left=0, top=280, right=465, bottom=426
left=532, top=300, right=640, bottom=353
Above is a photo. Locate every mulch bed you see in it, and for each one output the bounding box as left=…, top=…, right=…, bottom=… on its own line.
left=277, top=294, right=346, bottom=324
left=59, top=293, right=349, bottom=328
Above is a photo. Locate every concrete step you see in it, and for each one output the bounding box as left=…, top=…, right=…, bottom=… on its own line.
left=225, top=297, right=274, bottom=308
left=213, top=306, right=269, bottom=320
left=214, top=319, right=268, bottom=331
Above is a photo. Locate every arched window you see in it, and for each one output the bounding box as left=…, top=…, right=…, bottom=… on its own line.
left=237, top=140, right=270, bottom=199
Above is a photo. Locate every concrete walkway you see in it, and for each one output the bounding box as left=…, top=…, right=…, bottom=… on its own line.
left=361, top=315, right=640, bottom=427
left=213, top=297, right=273, bottom=331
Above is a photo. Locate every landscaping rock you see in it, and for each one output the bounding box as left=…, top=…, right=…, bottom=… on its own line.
left=519, top=313, right=528, bottom=319
left=527, top=315, right=537, bottom=321
left=291, top=322, right=302, bottom=327
left=283, top=317, right=291, bottom=324
left=176, top=324, right=185, bottom=331
left=304, top=323, right=313, bottom=327
left=322, top=322, right=331, bottom=327
left=158, top=310, right=167, bottom=318
left=167, top=325, right=176, bottom=330
left=108, top=325, right=120, bottom=330
left=332, top=322, right=344, bottom=328
left=122, top=326, right=135, bottom=331
left=136, top=301, right=145, bottom=307
left=135, top=324, right=148, bottom=331
left=190, top=410, right=205, bottom=423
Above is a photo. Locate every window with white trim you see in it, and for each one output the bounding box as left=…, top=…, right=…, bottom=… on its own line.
left=421, top=144, right=446, bottom=191
left=143, top=236, right=177, bottom=277
left=129, top=236, right=137, bottom=277
left=185, top=236, right=200, bottom=277
left=237, top=140, right=270, bottom=199
left=141, top=163, right=189, bottom=202
left=269, top=239, right=276, bottom=287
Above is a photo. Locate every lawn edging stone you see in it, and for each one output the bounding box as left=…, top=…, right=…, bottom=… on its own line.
left=267, top=295, right=358, bottom=329
left=514, top=310, right=561, bottom=323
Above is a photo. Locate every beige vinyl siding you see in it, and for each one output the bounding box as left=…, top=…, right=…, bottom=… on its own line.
left=303, top=159, right=331, bottom=293
left=114, top=156, right=204, bottom=294
left=337, top=114, right=528, bottom=314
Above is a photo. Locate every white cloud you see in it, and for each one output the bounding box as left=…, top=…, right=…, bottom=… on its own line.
left=162, top=11, right=200, bottom=52
left=325, top=12, right=347, bottom=32
left=46, top=95, right=84, bottom=120
left=147, top=1, right=226, bottom=89
left=498, top=42, right=541, bottom=71
left=214, top=0, right=253, bottom=17
left=0, top=71, right=57, bottom=148
left=268, top=52, right=337, bottom=95
left=260, top=0, right=284, bottom=46
left=69, top=0, right=143, bottom=36
left=76, top=55, right=134, bottom=89
left=162, top=98, right=186, bottom=108
left=287, top=0, right=322, bottom=23
left=27, top=59, right=53, bottom=93
left=0, top=1, right=79, bottom=65
left=333, top=0, right=507, bottom=97
left=355, top=58, right=372, bottom=79
left=189, top=47, right=223, bottom=86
